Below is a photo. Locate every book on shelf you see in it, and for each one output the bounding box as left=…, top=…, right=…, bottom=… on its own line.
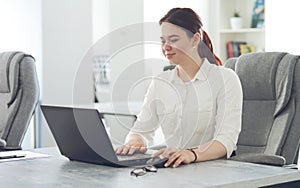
left=226, top=41, right=256, bottom=59
left=232, top=41, right=246, bottom=57
left=226, top=41, right=234, bottom=58
left=240, top=44, right=256, bottom=55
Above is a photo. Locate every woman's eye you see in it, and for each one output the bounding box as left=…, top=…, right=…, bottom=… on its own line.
left=161, top=38, right=179, bottom=45
left=169, top=39, right=178, bottom=43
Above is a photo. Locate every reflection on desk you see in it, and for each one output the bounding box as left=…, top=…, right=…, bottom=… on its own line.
left=0, top=147, right=299, bottom=187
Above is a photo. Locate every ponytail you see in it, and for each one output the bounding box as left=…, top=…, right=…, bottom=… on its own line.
left=200, top=29, right=222, bottom=66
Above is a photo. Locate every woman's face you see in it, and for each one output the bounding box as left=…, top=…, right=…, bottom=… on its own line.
left=160, top=22, right=196, bottom=65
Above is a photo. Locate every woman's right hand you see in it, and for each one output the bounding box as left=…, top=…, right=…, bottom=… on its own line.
left=115, top=134, right=147, bottom=155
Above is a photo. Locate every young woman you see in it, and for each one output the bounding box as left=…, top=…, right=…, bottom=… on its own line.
left=116, top=8, right=243, bottom=168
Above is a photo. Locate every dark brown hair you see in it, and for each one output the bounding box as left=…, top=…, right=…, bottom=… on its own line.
left=159, top=8, right=222, bottom=66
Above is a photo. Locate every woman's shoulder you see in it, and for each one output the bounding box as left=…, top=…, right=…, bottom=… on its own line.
left=214, top=63, right=238, bottom=76
left=155, top=67, right=175, bottom=79
left=207, top=63, right=240, bottom=84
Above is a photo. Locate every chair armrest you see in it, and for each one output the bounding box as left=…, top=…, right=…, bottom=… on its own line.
left=0, top=146, right=22, bottom=151
left=229, top=153, right=286, bottom=166
left=0, top=138, right=6, bottom=147
left=0, top=138, right=22, bottom=151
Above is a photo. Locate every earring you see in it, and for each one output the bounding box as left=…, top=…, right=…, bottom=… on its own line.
left=193, top=46, right=196, bottom=49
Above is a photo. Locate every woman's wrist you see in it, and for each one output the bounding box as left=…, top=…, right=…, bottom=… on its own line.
left=186, top=147, right=198, bottom=163
left=126, top=134, right=146, bottom=147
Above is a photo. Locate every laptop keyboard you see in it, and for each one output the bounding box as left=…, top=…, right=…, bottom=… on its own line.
left=117, top=153, right=152, bottom=161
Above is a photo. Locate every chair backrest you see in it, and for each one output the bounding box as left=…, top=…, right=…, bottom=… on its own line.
left=224, top=52, right=300, bottom=164
left=0, top=51, right=39, bottom=147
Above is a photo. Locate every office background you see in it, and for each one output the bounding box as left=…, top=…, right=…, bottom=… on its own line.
left=0, top=0, right=299, bottom=150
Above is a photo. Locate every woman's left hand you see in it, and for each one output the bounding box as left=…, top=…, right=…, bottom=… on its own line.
left=152, top=148, right=196, bottom=168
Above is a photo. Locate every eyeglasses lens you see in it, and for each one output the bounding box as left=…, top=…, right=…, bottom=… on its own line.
left=145, top=166, right=157, bottom=172
left=130, top=168, right=147, bottom=177
left=130, top=166, right=157, bottom=177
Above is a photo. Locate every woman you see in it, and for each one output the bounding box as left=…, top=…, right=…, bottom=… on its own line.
left=116, top=8, right=243, bottom=168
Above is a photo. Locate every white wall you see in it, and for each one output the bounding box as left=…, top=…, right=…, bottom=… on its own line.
left=42, top=0, right=93, bottom=105
left=0, top=0, right=42, bottom=67
left=265, top=0, right=300, bottom=54
left=41, top=0, right=94, bottom=146
left=92, top=0, right=145, bottom=102
left=0, top=0, right=42, bottom=149
left=143, top=0, right=209, bottom=28
left=92, top=0, right=110, bottom=44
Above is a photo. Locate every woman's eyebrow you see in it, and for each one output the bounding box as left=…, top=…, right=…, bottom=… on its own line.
left=160, top=35, right=180, bottom=40
left=168, top=35, right=180, bottom=38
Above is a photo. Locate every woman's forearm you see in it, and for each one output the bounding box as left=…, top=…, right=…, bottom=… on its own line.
left=194, top=140, right=227, bottom=162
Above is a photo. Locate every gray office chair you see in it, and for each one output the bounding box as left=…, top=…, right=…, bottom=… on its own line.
left=0, top=51, right=39, bottom=150
left=224, top=52, right=300, bottom=166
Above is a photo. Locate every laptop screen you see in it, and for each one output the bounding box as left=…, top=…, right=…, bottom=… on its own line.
left=41, top=105, right=118, bottom=164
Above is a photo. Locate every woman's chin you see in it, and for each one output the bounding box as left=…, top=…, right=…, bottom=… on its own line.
left=169, top=60, right=179, bottom=65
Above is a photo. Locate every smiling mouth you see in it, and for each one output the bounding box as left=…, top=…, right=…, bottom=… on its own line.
left=165, top=52, right=175, bottom=58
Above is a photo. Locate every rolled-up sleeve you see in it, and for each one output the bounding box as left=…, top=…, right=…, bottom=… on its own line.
left=213, top=68, right=243, bottom=158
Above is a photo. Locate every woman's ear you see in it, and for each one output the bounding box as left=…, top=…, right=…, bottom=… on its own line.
left=193, top=33, right=201, bottom=46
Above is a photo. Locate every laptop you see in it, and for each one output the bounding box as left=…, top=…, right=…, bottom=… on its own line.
left=40, top=105, right=167, bottom=167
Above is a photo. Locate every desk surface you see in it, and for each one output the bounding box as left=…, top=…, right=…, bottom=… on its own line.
left=0, top=147, right=299, bottom=188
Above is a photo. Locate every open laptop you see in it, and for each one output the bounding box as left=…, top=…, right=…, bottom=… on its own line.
left=40, top=105, right=167, bottom=167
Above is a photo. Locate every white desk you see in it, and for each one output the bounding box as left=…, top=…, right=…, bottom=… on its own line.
left=0, top=147, right=300, bottom=187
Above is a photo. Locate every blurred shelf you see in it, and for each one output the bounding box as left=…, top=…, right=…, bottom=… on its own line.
left=220, top=28, right=265, bottom=34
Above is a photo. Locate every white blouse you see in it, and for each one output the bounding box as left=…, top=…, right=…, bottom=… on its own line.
left=129, top=59, right=243, bottom=158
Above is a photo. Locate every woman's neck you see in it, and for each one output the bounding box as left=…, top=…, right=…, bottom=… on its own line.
left=177, top=57, right=204, bottom=82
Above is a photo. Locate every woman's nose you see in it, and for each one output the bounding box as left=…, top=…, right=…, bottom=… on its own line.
left=162, top=42, right=172, bottom=51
